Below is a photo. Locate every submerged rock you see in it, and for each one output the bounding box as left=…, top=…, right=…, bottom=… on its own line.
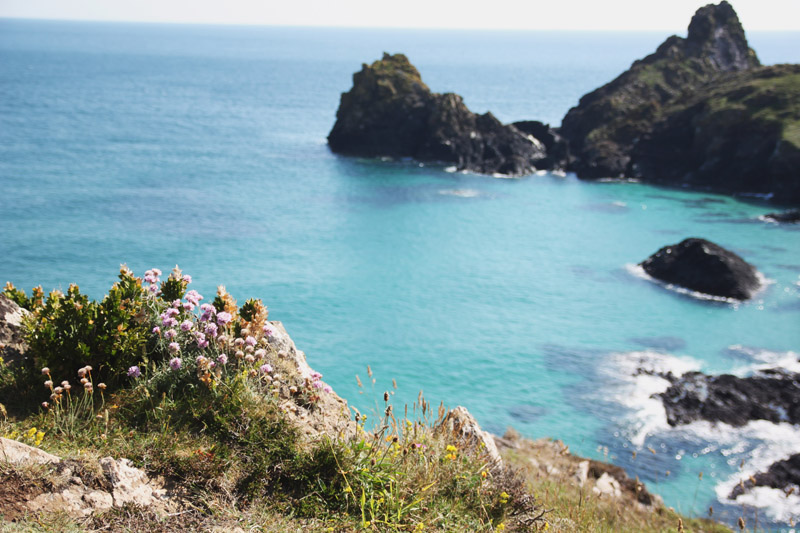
left=658, top=368, right=800, bottom=427
left=640, top=238, right=761, bottom=300
left=328, top=53, right=547, bottom=176
left=560, top=1, right=759, bottom=179
left=729, top=453, right=800, bottom=499
left=762, top=209, right=800, bottom=223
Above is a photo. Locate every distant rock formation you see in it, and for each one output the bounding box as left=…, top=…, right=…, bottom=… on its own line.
left=558, top=2, right=800, bottom=204
left=729, top=453, right=800, bottom=499
left=560, top=1, right=760, bottom=179
left=640, top=238, right=761, bottom=300
left=658, top=368, right=800, bottom=427
left=328, top=53, right=548, bottom=176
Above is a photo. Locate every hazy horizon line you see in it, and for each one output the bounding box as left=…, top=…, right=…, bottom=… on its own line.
left=3, top=15, right=800, bottom=33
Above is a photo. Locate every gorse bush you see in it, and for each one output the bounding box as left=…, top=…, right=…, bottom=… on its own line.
left=4, top=267, right=151, bottom=387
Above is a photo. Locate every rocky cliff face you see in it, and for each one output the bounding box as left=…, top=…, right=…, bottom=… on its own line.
left=630, top=64, right=800, bottom=203
left=328, top=53, right=547, bottom=176
left=560, top=1, right=760, bottom=179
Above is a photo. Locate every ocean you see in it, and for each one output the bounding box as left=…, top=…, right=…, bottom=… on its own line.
left=1, top=18, right=799, bottom=528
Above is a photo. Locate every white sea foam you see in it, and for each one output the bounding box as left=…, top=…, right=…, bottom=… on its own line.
left=711, top=420, right=800, bottom=523
left=438, top=189, right=481, bottom=198
left=625, top=264, right=773, bottom=304
left=604, top=349, right=800, bottom=522
left=726, top=345, right=800, bottom=375
left=443, top=166, right=458, bottom=173
left=602, top=350, right=701, bottom=446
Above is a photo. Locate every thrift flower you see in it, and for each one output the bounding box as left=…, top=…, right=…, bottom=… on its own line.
left=164, top=329, right=177, bottom=340
left=180, top=320, right=193, bottom=332
left=323, top=385, right=332, bottom=393
left=260, top=363, right=273, bottom=374
left=168, top=342, right=180, bottom=353
left=169, top=357, right=182, bottom=370
left=262, top=325, right=273, bottom=336
left=182, top=302, right=194, bottom=312
left=152, top=326, right=161, bottom=335
left=127, top=366, right=142, bottom=378
left=44, top=380, right=53, bottom=389
left=313, top=381, right=324, bottom=390
left=216, top=312, right=232, bottom=326
left=166, top=308, right=180, bottom=317
left=255, top=348, right=266, bottom=359
left=217, top=354, right=228, bottom=365
left=205, top=323, right=218, bottom=337
left=245, top=336, right=256, bottom=347
left=244, top=354, right=255, bottom=363
left=182, top=274, right=192, bottom=283
left=148, top=284, right=159, bottom=293
left=185, top=290, right=203, bottom=305
left=41, top=367, right=50, bottom=375
left=234, top=338, right=245, bottom=347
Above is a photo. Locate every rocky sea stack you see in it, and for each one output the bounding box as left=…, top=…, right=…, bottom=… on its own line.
left=640, top=238, right=761, bottom=300
left=559, top=1, right=800, bottom=204
left=328, top=53, right=547, bottom=176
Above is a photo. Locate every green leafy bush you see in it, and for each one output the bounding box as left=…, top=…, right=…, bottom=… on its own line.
left=4, top=266, right=151, bottom=387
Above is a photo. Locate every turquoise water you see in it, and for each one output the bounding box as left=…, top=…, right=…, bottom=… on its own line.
left=1, top=19, right=799, bottom=528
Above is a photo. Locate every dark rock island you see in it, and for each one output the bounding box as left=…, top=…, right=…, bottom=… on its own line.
left=560, top=1, right=800, bottom=204
left=640, top=238, right=761, bottom=300
left=658, top=367, right=800, bottom=427
left=327, top=53, right=548, bottom=176
left=729, top=453, right=800, bottom=499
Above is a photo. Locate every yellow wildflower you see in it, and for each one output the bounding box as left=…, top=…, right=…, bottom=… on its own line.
left=446, top=444, right=457, bottom=453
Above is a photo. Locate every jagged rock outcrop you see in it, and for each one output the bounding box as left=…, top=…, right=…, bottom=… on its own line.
left=658, top=368, right=800, bottom=427
left=1, top=438, right=173, bottom=519
left=512, top=121, right=570, bottom=170
left=640, top=238, right=761, bottom=300
left=439, top=406, right=502, bottom=466
left=328, top=53, right=548, bottom=176
left=0, top=294, right=28, bottom=363
left=729, top=453, right=800, bottom=499
left=265, top=321, right=354, bottom=442
left=560, top=1, right=760, bottom=179
left=494, top=429, right=660, bottom=507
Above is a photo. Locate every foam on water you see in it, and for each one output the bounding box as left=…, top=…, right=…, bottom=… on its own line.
left=602, top=350, right=702, bottom=446
left=604, top=349, right=800, bottom=523
left=726, top=345, right=800, bottom=375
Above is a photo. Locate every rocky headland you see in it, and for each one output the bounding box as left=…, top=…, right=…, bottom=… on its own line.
left=639, top=238, right=762, bottom=300
left=559, top=1, right=799, bottom=204
left=327, top=53, right=549, bottom=176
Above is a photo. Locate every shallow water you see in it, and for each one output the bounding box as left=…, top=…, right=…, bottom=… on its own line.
left=1, top=19, right=799, bottom=528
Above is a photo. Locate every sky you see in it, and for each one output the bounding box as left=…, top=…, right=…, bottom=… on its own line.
left=1, top=0, right=799, bottom=31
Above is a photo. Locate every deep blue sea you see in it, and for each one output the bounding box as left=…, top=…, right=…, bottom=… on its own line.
left=1, top=19, right=799, bottom=528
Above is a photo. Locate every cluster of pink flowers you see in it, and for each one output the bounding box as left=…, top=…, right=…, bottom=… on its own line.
left=144, top=268, right=162, bottom=293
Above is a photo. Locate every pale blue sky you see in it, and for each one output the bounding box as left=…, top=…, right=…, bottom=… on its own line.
left=1, top=0, right=799, bottom=31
